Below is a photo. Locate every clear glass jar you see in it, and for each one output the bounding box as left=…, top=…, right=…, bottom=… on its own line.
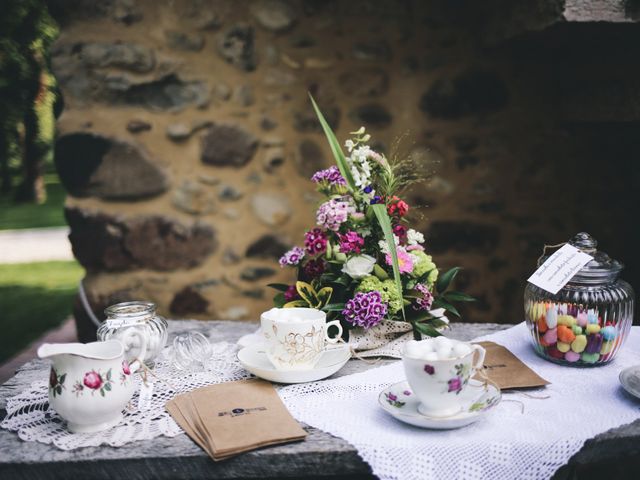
left=524, top=232, right=634, bottom=366
left=97, top=301, right=168, bottom=366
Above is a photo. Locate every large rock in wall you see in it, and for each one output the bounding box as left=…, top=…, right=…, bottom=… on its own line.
left=52, top=0, right=640, bottom=337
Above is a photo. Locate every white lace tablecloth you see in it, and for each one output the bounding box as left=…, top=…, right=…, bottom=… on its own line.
left=1, top=342, right=250, bottom=450
left=278, top=323, right=640, bottom=480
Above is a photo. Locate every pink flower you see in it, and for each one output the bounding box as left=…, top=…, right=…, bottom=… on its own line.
left=393, top=224, right=407, bottom=243
left=304, top=228, right=327, bottom=255
left=83, top=371, right=103, bottom=390
left=279, top=246, right=305, bottom=267
left=385, top=248, right=414, bottom=274
left=284, top=285, right=299, bottom=302
left=413, top=284, right=434, bottom=311
left=424, top=364, right=435, bottom=375
left=316, top=198, right=355, bottom=231
left=339, top=231, right=365, bottom=254
left=122, top=360, right=131, bottom=376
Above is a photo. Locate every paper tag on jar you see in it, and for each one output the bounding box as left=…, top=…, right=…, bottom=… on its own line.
left=527, top=244, right=593, bottom=294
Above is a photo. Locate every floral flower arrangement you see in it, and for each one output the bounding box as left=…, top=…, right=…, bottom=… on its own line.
left=270, top=96, right=473, bottom=340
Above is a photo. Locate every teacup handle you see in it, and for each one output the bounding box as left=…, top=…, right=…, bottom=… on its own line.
left=471, top=344, right=486, bottom=372
left=324, top=320, right=343, bottom=344
left=120, top=329, right=148, bottom=373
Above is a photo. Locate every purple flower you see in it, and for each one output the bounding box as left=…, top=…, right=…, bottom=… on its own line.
left=279, top=246, right=305, bottom=267
left=424, top=364, right=435, bottom=375
left=363, top=185, right=373, bottom=194
left=370, top=195, right=382, bottom=205
left=311, top=166, right=347, bottom=186
left=448, top=377, right=463, bottom=394
left=413, top=284, right=434, bottom=311
left=387, top=392, right=398, bottom=402
left=403, top=390, right=411, bottom=396
left=342, top=291, right=388, bottom=329
left=316, top=198, right=355, bottom=231
left=304, top=228, right=327, bottom=255
left=303, top=258, right=326, bottom=278
left=339, top=231, right=365, bottom=254
left=284, top=285, right=299, bottom=302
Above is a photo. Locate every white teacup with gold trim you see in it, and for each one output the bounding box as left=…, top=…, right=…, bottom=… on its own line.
left=260, top=308, right=343, bottom=370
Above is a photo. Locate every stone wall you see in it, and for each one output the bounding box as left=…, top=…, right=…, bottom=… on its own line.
left=49, top=0, right=640, bottom=338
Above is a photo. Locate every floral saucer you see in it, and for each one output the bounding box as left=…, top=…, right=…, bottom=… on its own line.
left=237, top=343, right=351, bottom=384
left=378, top=379, right=501, bottom=430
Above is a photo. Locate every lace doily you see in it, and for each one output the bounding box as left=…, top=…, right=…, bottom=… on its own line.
left=279, top=323, right=640, bottom=480
left=1, top=342, right=250, bottom=450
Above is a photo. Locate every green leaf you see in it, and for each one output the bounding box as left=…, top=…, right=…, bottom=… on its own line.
left=414, top=322, right=442, bottom=338
left=430, top=318, right=450, bottom=329
left=100, top=389, right=105, bottom=397
left=407, top=308, right=434, bottom=320
left=267, top=283, right=291, bottom=292
left=316, top=287, right=333, bottom=307
left=443, top=291, right=475, bottom=302
left=371, top=204, right=405, bottom=321
left=104, top=383, right=111, bottom=391
left=284, top=300, right=309, bottom=308
left=433, top=298, right=461, bottom=317
left=332, top=275, right=351, bottom=287
left=59, top=374, right=66, bottom=384
left=309, top=93, right=356, bottom=190
left=373, top=264, right=389, bottom=280
left=273, top=292, right=286, bottom=308
left=436, top=267, right=461, bottom=294
left=322, top=303, right=346, bottom=312
left=296, top=281, right=318, bottom=306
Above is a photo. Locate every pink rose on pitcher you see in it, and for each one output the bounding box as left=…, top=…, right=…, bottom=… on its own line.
left=83, top=371, right=103, bottom=390
left=122, top=360, right=131, bottom=376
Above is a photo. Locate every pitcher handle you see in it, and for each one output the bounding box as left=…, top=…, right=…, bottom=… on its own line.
left=471, top=344, right=486, bottom=372
left=121, top=329, right=148, bottom=373
left=324, top=320, right=343, bottom=344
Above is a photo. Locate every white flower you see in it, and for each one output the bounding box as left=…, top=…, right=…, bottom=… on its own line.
left=342, top=254, right=376, bottom=279
left=378, top=235, right=400, bottom=255
left=407, top=229, right=425, bottom=246
left=345, top=139, right=354, bottom=152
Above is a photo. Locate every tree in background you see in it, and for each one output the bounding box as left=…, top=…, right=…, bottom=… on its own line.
left=0, top=0, right=61, bottom=203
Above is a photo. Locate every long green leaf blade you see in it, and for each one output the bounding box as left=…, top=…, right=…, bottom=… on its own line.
left=308, top=93, right=356, bottom=190
left=371, top=204, right=405, bottom=321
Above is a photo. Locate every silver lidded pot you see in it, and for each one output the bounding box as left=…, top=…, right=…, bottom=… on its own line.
left=97, top=301, right=168, bottom=367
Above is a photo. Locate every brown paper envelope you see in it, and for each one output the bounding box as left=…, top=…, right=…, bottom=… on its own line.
left=473, top=341, right=550, bottom=390
left=188, top=379, right=306, bottom=455
left=168, top=379, right=306, bottom=461
left=166, top=399, right=215, bottom=457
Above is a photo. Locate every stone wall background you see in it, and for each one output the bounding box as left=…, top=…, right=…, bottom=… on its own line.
left=48, top=0, right=640, bottom=338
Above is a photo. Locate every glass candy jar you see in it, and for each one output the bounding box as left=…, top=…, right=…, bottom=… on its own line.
left=524, top=233, right=634, bottom=366
left=97, top=301, right=168, bottom=366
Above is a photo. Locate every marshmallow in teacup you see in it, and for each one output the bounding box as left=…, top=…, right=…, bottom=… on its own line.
left=404, top=338, right=472, bottom=361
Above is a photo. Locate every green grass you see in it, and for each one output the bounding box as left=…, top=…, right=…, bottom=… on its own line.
left=0, top=261, right=83, bottom=363
left=0, top=174, right=67, bottom=230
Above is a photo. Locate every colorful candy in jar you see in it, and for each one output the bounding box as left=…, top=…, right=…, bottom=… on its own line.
left=526, top=300, right=622, bottom=365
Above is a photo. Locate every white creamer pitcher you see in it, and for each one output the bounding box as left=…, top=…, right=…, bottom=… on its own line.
left=37, top=330, right=147, bottom=433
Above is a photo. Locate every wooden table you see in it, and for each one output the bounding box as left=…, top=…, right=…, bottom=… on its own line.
left=1, top=320, right=639, bottom=480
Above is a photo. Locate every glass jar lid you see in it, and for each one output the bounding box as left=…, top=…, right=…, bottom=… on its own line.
left=104, top=301, right=156, bottom=327
left=539, top=232, right=623, bottom=284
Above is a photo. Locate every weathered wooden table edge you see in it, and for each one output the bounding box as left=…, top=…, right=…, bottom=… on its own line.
left=1, top=320, right=639, bottom=480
